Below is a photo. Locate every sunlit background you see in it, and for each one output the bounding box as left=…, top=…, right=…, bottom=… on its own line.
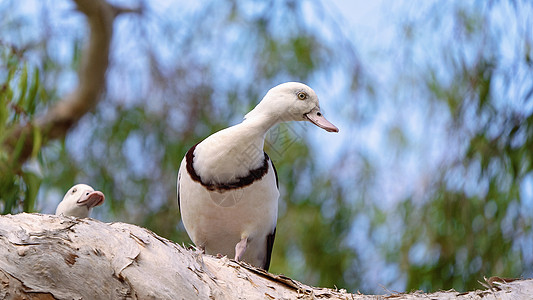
left=1, top=0, right=533, bottom=294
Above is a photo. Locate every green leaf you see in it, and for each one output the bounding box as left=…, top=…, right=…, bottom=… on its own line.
left=31, top=125, right=42, bottom=158
left=0, top=168, right=19, bottom=214
left=26, top=68, right=40, bottom=116
left=0, top=90, right=7, bottom=133
left=17, top=62, right=28, bottom=108
left=22, top=171, right=41, bottom=212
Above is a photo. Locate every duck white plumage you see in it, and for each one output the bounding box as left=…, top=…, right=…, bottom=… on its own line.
left=177, top=82, right=338, bottom=270
left=56, top=184, right=105, bottom=218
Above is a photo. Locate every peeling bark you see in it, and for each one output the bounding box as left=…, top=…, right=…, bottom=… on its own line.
left=0, top=213, right=532, bottom=299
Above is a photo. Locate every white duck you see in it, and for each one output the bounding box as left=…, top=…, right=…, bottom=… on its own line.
left=177, top=82, right=338, bottom=270
left=56, top=184, right=105, bottom=218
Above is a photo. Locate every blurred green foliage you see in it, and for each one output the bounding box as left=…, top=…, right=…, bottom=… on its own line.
left=1, top=0, right=533, bottom=295
left=0, top=44, right=45, bottom=214
left=381, top=1, right=533, bottom=292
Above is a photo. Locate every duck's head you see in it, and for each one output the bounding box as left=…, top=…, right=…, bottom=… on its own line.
left=245, top=82, right=339, bottom=132
left=56, top=184, right=105, bottom=218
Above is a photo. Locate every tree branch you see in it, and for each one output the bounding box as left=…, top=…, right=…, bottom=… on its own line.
left=3, top=0, right=116, bottom=167
left=0, top=213, right=531, bottom=299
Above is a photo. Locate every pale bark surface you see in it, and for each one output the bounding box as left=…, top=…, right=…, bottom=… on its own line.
left=0, top=213, right=531, bottom=300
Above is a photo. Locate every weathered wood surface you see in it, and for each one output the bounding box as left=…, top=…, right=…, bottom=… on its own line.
left=0, top=213, right=532, bottom=300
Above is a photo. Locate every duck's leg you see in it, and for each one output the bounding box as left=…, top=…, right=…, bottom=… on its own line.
left=235, top=237, right=248, bottom=261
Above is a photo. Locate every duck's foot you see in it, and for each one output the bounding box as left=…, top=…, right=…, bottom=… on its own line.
left=234, top=237, right=248, bottom=261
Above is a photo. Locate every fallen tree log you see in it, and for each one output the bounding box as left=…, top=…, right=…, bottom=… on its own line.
left=0, top=213, right=531, bottom=299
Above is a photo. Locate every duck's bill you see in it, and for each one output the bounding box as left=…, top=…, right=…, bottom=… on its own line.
left=305, top=109, right=339, bottom=133
left=77, top=191, right=105, bottom=208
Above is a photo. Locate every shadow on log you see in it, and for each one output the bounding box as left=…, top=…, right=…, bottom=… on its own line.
left=0, top=213, right=532, bottom=299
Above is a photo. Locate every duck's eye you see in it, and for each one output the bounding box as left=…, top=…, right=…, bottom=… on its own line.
left=72, top=188, right=77, bottom=194
left=297, top=92, right=307, bottom=100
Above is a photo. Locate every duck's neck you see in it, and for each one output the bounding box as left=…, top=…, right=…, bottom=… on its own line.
left=241, top=111, right=279, bottom=138
left=194, top=112, right=279, bottom=183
